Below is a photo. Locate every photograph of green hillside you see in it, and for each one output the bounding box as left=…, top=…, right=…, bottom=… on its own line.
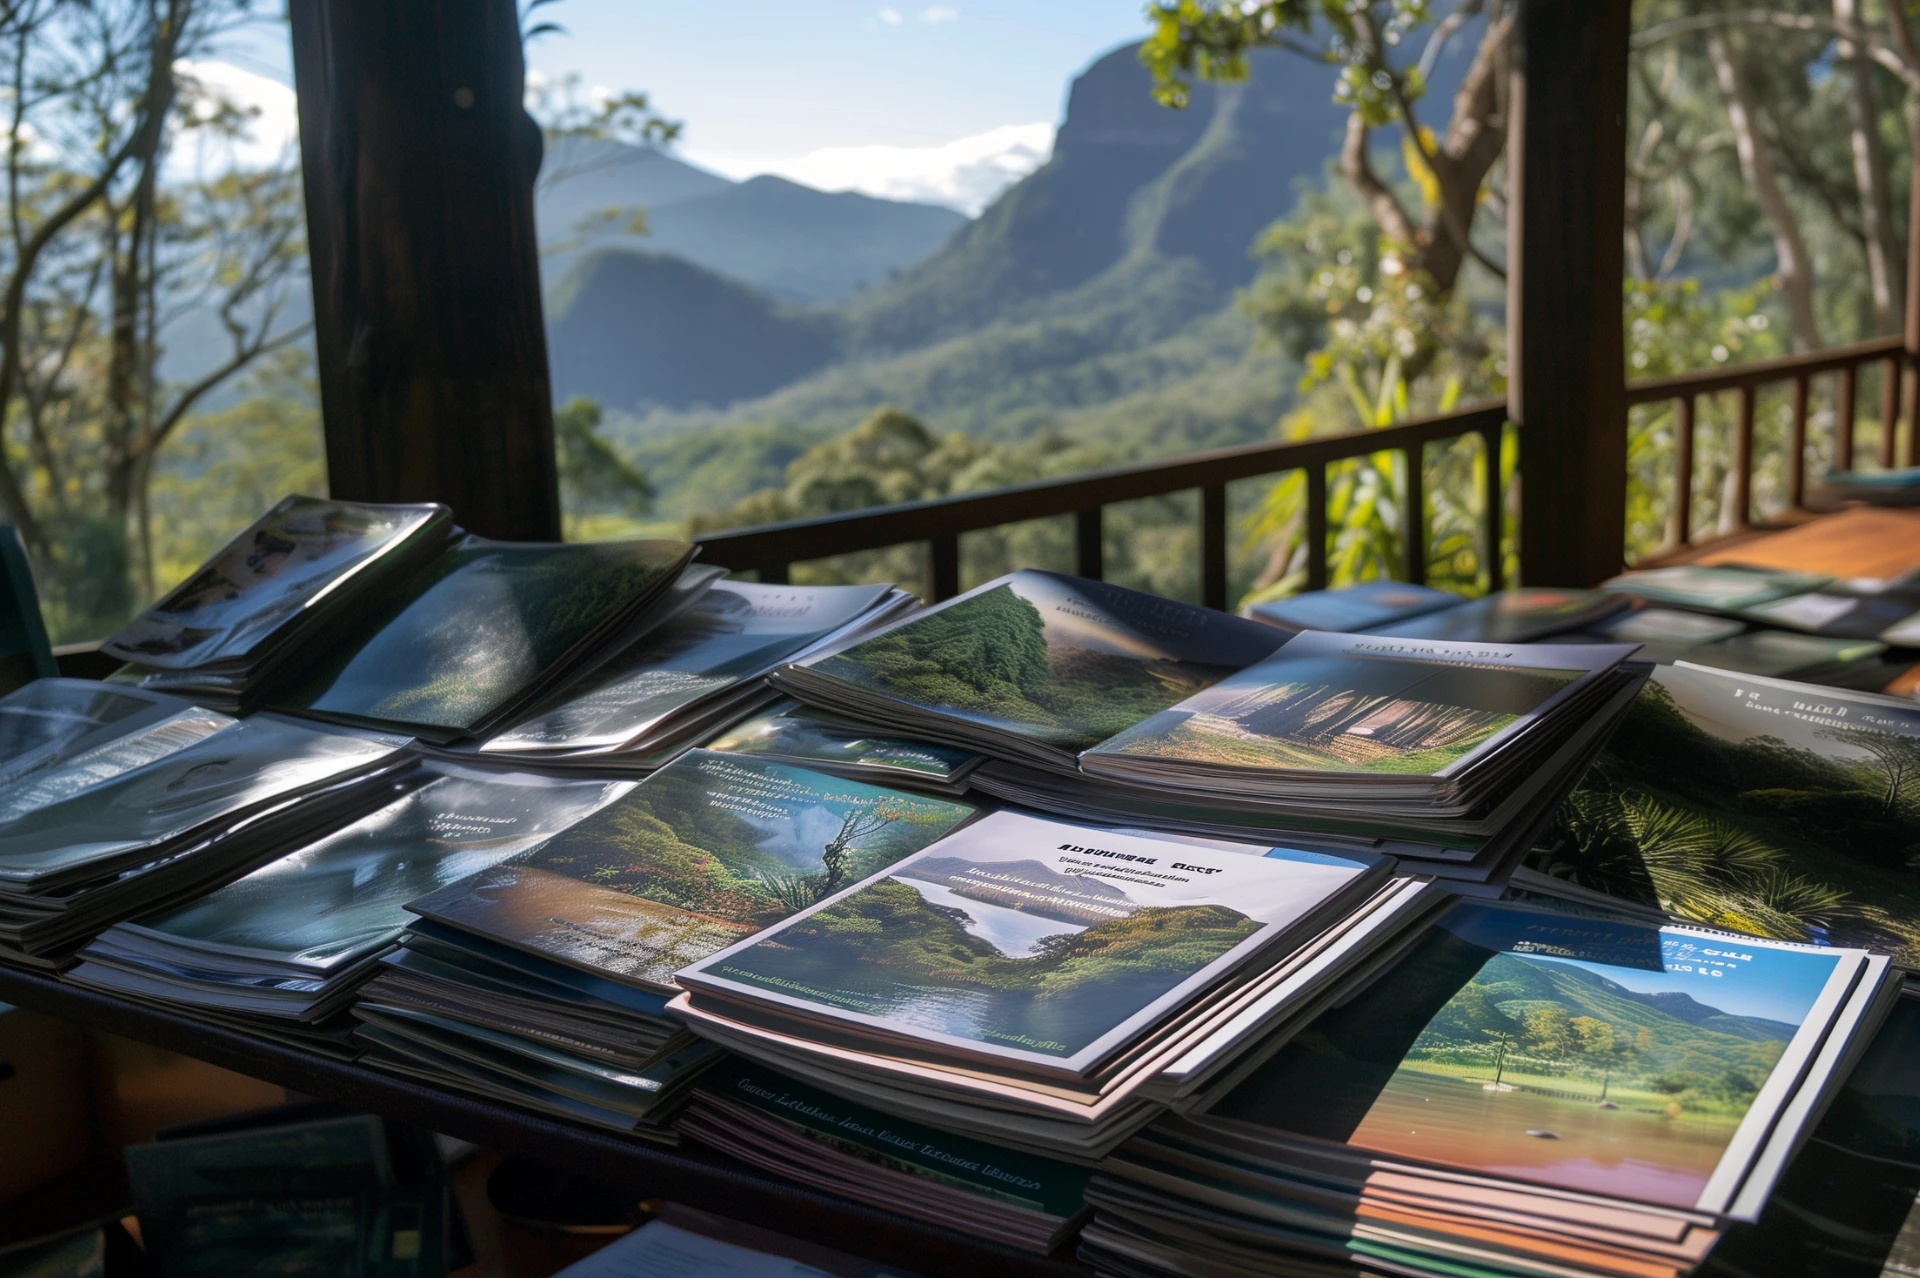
left=1533, top=664, right=1920, bottom=965
left=809, top=571, right=1278, bottom=750
left=708, top=704, right=977, bottom=781
left=289, top=536, right=689, bottom=733
left=1212, top=903, right=1842, bottom=1211
left=1094, top=649, right=1578, bottom=777
left=411, top=752, right=973, bottom=989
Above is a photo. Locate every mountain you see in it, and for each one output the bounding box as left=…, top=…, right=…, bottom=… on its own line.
left=546, top=251, right=839, bottom=412
left=898, top=856, right=1137, bottom=927
left=562, top=41, right=1350, bottom=498
left=536, top=141, right=965, bottom=306
left=1489, top=954, right=1800, bottom=1045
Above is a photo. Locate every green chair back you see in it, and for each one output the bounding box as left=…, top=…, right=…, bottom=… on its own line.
left=0, top=527, right=56, bottom=692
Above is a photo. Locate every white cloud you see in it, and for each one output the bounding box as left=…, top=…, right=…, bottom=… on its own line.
left=171, top=58, right=299, bottom=174
left=688, top=121, right=1053, bottom=217
left=877, top=7, right=903, bottom=24
left=919, top=6, right=958, bottom=22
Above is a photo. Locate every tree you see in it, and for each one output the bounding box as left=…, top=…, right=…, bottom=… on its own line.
left=1823, top=726, right=1920, bottom=816
left=1523, top=1005, right=1575, bottom=1063
left=554, top=397, right=653, bottom=527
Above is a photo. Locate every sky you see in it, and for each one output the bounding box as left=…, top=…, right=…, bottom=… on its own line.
left=207, top=1, right=1156, bottom=213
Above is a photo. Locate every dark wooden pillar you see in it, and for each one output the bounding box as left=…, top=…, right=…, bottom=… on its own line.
left=289, top=0, right=561, bottom=541
left=1507, top=0, right=1631, bottom=586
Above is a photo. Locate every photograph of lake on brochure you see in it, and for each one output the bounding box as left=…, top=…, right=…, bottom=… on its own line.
left=684, top=815, right=1372, bottom=1068
left=808, top=572, right=1277, bottom=750
left=1096, top=648, right=1581, bottom=776
left=1213, top=903, right=1843, bottom=1210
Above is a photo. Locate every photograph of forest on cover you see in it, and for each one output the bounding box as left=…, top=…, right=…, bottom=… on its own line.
left=705, top=850, right=1265, bottom=1059
left=1215, top=907, right=1838, bottom=1210
left=1532, top=666, right=1920, bottom=965
left=293, top=538, right=685, bottom=731
left=1096, top=651, right=1578, bottom=776
left=812, top=573, right=1272, bottom=750
left=473, top=753, right=974, bottom=985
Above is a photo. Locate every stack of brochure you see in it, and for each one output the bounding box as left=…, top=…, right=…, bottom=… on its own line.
left=705, top=699, right=980, bottom=795
left=1683, top=629, right=1893, bottom=686
left=976, top=632, right=1646, bottom=888
left=1244, top=581, right=1460, bottom=634
left=474, top=581, right=918, bottom=767
left=1525, top=662, right=1920, bottom=970
left=1080, top=899, right=1896, bottom=1278
left=65, top=764, right=631, bottom=1049
left=769, top=571, right=1287, bottom=773
left=671, top=810, right=1441, bottom=1160
left=274, top=534, right=708, bottom=743
left=0, top=679, right=214, bottom=784
left=102, top=495, right=454, bottom=709
left=0, top=715, right=415, bottom=965
left=349, top=750, right=978, bottom=1135
left=1602, top=564, right=1835, bottom=612
left=677, top=1057, right=1093, bottom=1252
left=1365, top=587, right=1631, bottom=642
left=1566, top=607, right=1746, bottom=664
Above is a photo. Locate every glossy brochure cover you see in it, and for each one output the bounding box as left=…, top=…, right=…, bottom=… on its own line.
left=0, top=680, right=192, bottom=786
left=116, top=765, right=634, bottom=973
left=287, top=535, right=692, bottom=735
left=406, top=751, right=975, bottom=991
left=481, top=581, right=890, bottom=754
left=794, top=570, right=1282, bottom=751
left=102, top=495, right=446, bottom=668
left=0, top=715, right=410, bottom=887
left=1084, top=632, right=1623, bottom=783
left=1203, top=900, right=1871, bottom=1214
left=676, top=809, right=1378, bottom=1077
left=1537, top=662, right=1920, bottom=966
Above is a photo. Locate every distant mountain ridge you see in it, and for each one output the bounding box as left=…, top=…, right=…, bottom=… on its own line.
left=1500, top=954, right=1799, bottom=1044
left=898, top=856, right=1140, bottom=927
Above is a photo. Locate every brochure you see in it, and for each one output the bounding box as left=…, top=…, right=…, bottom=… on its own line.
left=1205, top=899, right=1873, bottom=1214
left=1366, top=588, right=1630, bottom=642
left=406, top=751, right=976, bottom=991
left=676, top=810, right=1379, bottom=1077
left=102, top=495, right=448, bottom=668
left=1243, top=582, right=1459, bottom=635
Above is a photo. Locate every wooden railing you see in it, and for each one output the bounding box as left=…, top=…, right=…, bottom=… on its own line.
left=695, top=334, right=1917, bottom=606
left=1626, top=334, right=1910, bottom=549
left=693, top=403, right=1510, bottom=609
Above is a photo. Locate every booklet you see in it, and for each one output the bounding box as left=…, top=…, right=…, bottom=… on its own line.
left=1589, top=606, right=1745, bottom=663
left=1741, top=589, right=1920, bottom=640
left=1366, top=588, right=1630, bottom=643
left=111, top=765, right=634, bottom=976
left=0, top=715, right=411, bottom=890
left=282, top=535, right=696, bottom=739
left=1081, top=632, right=1627, bottom=788
left=405, top=751, right=976, bottom=991
left=0, top=680, right=214, bottom=788
left=101, top=495, right=449, bottom=669
left=776, top=570, right=1284, bottom=764
left=0, top=707, right=237, bottom=827
left=1603, top=564, right=1834, bottom=612
left=1204, top=899, right=1878, bottom=1215
left=1687, top=630, right=1889, bottom=680
left=480, top=581, right=893, bottom=757
left=1536, top=662, right=1920, bottom=967
left=1244, top=582, right=1459, bottom=635
left=675, top=809, right=1380, bottom=1078
left=705, top=701, right=979, bottom=791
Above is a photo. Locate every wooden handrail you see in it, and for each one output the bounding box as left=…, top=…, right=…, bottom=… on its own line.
left=1623, top=334, right=1905, bottom=404
left=694, top=402, right=1509, bottom=606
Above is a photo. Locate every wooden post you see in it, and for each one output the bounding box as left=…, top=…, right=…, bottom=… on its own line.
left=1904, top=123, right=1920, bottom=468
left=289, top=0, right=561, bottom=541
left=1507, top=0, right=1630, bottom=586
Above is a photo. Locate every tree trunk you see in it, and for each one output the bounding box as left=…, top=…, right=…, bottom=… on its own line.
left=1707, top=32, right=1823, bottom=351
left=1834, top=0, right=1902, bottom=334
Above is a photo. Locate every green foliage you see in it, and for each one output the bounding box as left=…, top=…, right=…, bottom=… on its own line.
left=555, top=397, right=654, bottom=533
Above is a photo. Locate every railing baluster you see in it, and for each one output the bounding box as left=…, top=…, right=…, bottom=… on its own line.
left=1883, top=356, right=1903, bottom=469
left=1733, top=384, right=1755, bottom=528
left=1670, top=395, right=1695, bottom=547
left=1402, top=445, right=1426, bottom=586
left=1789, top=375, right=1810, bottom=508
left=1837, top=363, right=1858, bottom=472
left=1200, top=484, right=1228, bottom=611
left=929, top=536, right=960, bottom=602
left=1305, top=465, right=1329, bottom=593
left=1074, top=507, right=1103, bottom=580
left=1480, top=424, right=1502, bottom=592
left=761, top=563, right=791, bottom=585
